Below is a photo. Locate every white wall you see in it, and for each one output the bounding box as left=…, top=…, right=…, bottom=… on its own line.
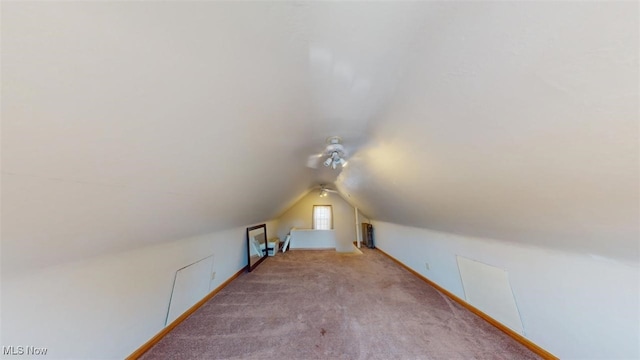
left=373, top=221, right=639, bottom=359
left=289, top=229, right=336, bottom=249
left=334, top=1, right=639, bottom=263
left=276, top=191, right=356, bottom=245
left=1, top=220, right=278, bottom=359
left=2, top=1, right=315, bottom=277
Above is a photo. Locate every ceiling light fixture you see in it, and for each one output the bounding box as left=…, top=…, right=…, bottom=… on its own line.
left=318, top=184, right=337, bottom=197
left=324, top=146, right=347, bottom=170
left=305, top=136, right=349, bottom=170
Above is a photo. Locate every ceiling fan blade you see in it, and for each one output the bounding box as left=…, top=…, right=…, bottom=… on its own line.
left=306, top=154, right=323, bottom=169
left=318, top=184, right=339, bottom=193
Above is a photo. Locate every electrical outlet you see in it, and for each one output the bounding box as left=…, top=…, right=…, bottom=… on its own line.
left=211, top=271, right=216, bottom=280
left=425, top=262, right=430, bottom=270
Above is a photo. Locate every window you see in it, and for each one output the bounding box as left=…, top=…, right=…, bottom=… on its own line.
left=313, top=205, right=333, bottom=230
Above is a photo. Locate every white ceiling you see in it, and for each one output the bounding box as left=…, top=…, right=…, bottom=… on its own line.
left=2, top=1, right=638, bottom=275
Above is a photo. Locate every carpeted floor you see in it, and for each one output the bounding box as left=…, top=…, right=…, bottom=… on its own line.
left=141, top=249, right=539, bottom=359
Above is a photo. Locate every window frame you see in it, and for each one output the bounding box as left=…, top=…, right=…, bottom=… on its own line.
left=312, top=205, right=333, bottom=230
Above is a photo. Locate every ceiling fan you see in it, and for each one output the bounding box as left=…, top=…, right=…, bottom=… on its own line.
left=306, top=136, right=348, bottom=170
left=316, top=184, right=339, bottom=197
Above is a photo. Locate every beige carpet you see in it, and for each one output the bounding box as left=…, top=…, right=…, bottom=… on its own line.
left=142, top=249, right=539, bottom=359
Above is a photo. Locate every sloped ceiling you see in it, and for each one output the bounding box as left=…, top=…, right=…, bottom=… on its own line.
left=2, top=1, right=638, bottom=275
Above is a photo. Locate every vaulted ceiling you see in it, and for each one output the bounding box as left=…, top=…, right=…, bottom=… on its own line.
left=2, top=1, right=638, bottom=275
